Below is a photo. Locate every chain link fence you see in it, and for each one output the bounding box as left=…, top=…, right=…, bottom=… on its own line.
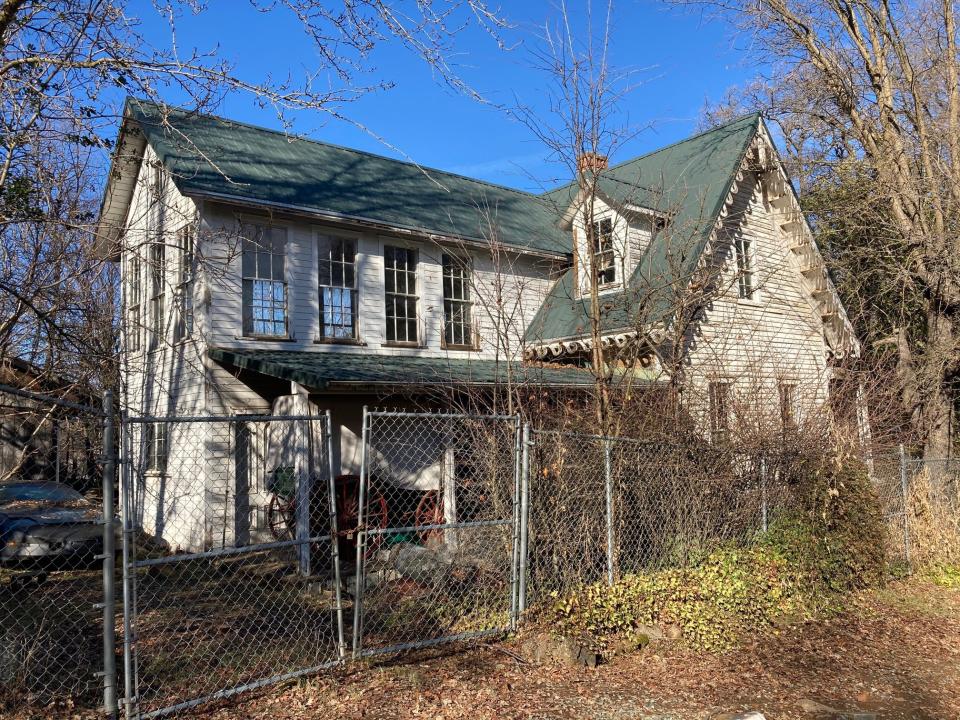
left=352, top=410, right=521, bottom=657
left=5, top=393, right=959, bottom=718
left=119, top=413, right=344, bottom=718
left=522, top=431, right=798, bottom=606
left=0, top=384, right=111, bottom=716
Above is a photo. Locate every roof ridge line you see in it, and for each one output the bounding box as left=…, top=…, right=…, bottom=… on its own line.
left=539, top=112, right=762, bottom=196
left=127, top=97, right=548, bottom=201
left=604, top=112, right=762, bottom=175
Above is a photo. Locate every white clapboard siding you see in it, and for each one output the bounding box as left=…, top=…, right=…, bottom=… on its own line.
left=683, top=175, right=830, bottom=431
left=199, top=203, right=558, bottom=362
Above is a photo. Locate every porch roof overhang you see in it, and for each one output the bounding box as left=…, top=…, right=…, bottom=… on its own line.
left=208, top=348, right=609, bottom=390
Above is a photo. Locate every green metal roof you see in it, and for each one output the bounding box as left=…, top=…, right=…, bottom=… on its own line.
left=526, top=114, right=763, bottom=343
left=126, top=99, right=569, bottom=257
left=207, top=348, right=618, bottom=389
left=126, top=98, right=762, bottom=346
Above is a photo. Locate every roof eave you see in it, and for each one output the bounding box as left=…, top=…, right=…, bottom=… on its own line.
left=189, top=189, right=569, bottom=261
left=94, top=104, right=148, bottom=262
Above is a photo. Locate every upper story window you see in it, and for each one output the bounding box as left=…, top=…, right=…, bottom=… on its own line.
left=148, top=239, right=165, bottom=351
left=241, top=223, right=287, bottom=338
left=734, top=234, right=755, bottom=300
left=591, top=218, right=616, bottom=286
left=709, top=381, right=731, bottom=444
left=383, top=246, right=418, bottom=345
left=442, top=254, right=474, bottom=349
left=149, top=163, right=165, bottom=234
left=174, top=225, right=195, bottom=343
left=318, top=236, right=357, bottom=340
left=127, top=253, right=142, bottom=354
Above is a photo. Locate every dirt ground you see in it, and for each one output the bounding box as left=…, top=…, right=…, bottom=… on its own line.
left=196, top=578, right=960, bottom=720
left=12, top=577, right=959, bottom=719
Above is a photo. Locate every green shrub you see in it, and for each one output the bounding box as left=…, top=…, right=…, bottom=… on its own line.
left=544, top=455, right=887, bottom=652
left=925, top=564, right=960, bottom=589
left=776, top=455, right=887, bottom=591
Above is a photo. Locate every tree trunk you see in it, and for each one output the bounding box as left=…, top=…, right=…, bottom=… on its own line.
left=922, top=310, right=955, bottom=461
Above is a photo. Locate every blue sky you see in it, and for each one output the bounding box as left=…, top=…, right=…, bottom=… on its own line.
left=128, top=1, right=755, bottom=192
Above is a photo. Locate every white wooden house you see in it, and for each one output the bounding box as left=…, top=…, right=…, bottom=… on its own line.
left=96, top=100, right=858, bottom=550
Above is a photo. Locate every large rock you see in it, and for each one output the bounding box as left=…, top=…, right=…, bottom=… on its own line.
left=520, top=632, right=599, bottom=667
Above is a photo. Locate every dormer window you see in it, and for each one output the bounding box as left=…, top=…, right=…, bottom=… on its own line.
left=592, top=218, right=616, bottom=286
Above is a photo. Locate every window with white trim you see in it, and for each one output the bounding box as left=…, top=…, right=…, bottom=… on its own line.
left=241, top=224, right=287, bottom=338
left=709, top=381, right=731, bottom=444
left=734, top=234, right=755, bottom=299
left=148, top=238, right=165, bottom=350
left=318, top=236, right=357, bottom=340
left=384, top=246, right=418, bottom=344
left=591, top=217, right=616, bottom=286
left=149, top=163, right=165, bottom=237
left=127, top=253, right=142, bottom=353
left=145, top=422, right=168, bottom=473
left=779, top=382, right=796, bottom=434
left=174, top=225, right=194, bottom=343
left=442, top=254, right=474, bottom=348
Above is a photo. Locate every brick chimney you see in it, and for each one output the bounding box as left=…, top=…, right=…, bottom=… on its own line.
left=577, top=152, right=608, bottom=175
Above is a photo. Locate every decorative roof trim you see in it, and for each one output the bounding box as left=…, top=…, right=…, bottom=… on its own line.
left=523, top=325, right=667, bottom=361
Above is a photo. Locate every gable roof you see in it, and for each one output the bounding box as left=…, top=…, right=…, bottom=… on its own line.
left=526, top=114, right=763, bottom=344
left=115, top=98, right=570, bottom=257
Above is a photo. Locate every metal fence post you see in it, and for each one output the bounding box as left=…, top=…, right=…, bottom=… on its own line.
left=101, top=391, right=118, bottom=718
left=509, top=417, right=522, bottom=630
left=603, top=438, right=615, bottom=586
left=119, top=411, right=136, bottom=719
left=351, top=407, right=370, bottom=658
left=899, top=443, right=912, bottom=571
left=517, top=423, right=531, bottom=615
left=760, top=454, right=769, bottom=533
left=295, top=418, right=312, bottom=577
left=324, top=410, right=346, bottom=658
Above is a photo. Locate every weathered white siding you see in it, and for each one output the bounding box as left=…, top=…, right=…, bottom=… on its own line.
left=682, top=175, right=830, bottom=438
left=198, top=203, right=557, bottom=362
left=119, top=145, right=210, bottom=550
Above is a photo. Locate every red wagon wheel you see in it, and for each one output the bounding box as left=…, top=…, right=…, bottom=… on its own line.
left=414, top=490, right=444, bottom=543
left=267, top=492, right=297, bottom=541
left=335, top=475, right=388, bottom=558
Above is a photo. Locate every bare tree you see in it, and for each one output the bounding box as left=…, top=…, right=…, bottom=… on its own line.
left=510, top=0, right=647, bottom=433
left=0, top=0, right=507, bottom=392
left=681, top=0, right=960, bottom=459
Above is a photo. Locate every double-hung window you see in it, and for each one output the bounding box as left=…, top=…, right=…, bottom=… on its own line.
left=591, top=218, right=616, bottom=286
left=442, top=254, right=474, bottom=348
left=148, top=239, right=165, bottom=350
left=145, top=422, right=168, bottom=473
left=709, top=381, right=731, bottom=444
left=383, top=246, right=418, bottom=344
left=127, top=253, right=142, bottom=353
left=734, top=235, right=755, bottom=299
left=241, top=224, right=288, bottom=338
left=174, top=225, right=195, bottom=343
left=318, top=236, right=357, bottom=340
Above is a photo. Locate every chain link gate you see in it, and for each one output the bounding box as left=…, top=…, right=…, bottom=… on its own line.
left=119, top=413, right=344, bottom=718
left=351, top=410, right=521, bottom=657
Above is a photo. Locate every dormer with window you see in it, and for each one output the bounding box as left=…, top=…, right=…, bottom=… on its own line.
left=574, top=200, right=629, bottom=297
